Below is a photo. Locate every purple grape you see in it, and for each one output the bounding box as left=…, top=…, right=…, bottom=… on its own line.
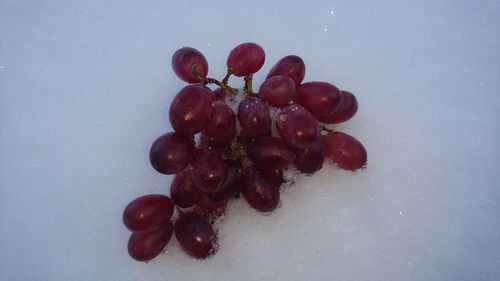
left=189, top=149, right=227, bottom=193
left=324, top=131, right=367, bottom=171
left=209, top=160, right=242, bottom=203
left=227, top=42, right=265, bottom=77
left=241, top=167, right=280, bottom=212
left=171, top=47, right=208, bottom=83
left=123, top=194, right=174, bottom=233
left=316, top=91, right=358, bottom=124
left=237, top=97, right=271, bottom=140
left=175, top=212, right=217, bottom=259
left=266, top=55, right=305, bottom=87
left=149, top=132, right=195, bottom=174
left=202, top=101, right=236, bottom=147
left=193, top=195, right=227, bottom=221
left=276, top=104, right=319, bottom=149
left=295, top=82, right=342, bottom=116
left=170, top=169, right=201, bottom=208
left=128, top=221, right=174, bottom=262
left=294, top=133, right=325, bottom=174
left=210, top=88, right=226, bottom=101
left=259, top=75, right=295, bottom=107
left=169, top=85, right=213, bottom=134
left=247, top=137, right=296, bottom=171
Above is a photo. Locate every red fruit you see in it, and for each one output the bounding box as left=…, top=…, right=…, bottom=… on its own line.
left=149, top=132, right=195, bottom=175
left=316, top=91, right=358, bottom=124
left=175, top=212, right=217, bottom=259
left=293, top=133, right=325, bottom=174
left=128, top=221, right=174, bottom=262
left=169, top=85, right=213, bottom=134
left=171, top=47, right=208, bottom=83
left=189, top=149, right=227, bottom=193
left=123, top=194, right=174, bottom=233
left=227, top=42, right=265, bottom=77
left=295, top=82, right=342, bottom=117
left=201, top=101, right=236, bottom=147
left=324, top=132, right=367, bottom=171
left=242, top=167, right=280, bottom=212
left=259, top=75, right=295, bottom=107
left=266, top=55, right=306, bottom=87
left=170, top=169, right=201, bottom=208
left=275, top=104, right=319, bottom=149
left=237, top=97, right=271, bottom=140
left=193, top=195, right=227, bottom=221
left=247, top=137, right=296, bottom=171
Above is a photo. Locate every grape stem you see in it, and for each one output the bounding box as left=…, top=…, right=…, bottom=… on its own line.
left=320, top=125, right=334, bottom=134
left=192, top=66, right=238, bottom=94
left=244, top=75, right=258, bottom=97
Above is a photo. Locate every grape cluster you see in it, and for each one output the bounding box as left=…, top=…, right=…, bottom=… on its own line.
left=122, top=43, right=368, bottom=262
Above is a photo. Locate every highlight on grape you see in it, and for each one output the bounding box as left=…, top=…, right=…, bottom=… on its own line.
left=122, top=42, right=368, bottom=261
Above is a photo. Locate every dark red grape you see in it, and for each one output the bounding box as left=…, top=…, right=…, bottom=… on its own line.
left=209, top=160, right=241, bottom=203
left=128, top=221, right=174, bottom=262
left=237, top=97, right=271, bottom=140
left=241, top=167, right=280, bottom=212
left=276, top=104, right=319, bottom=149
left=149, top=132, right=195, bottom=174
left=227, top=42, right=265, bottom=77
left=170, top=169, right=201, bottom=208
left=169, top=85, right=213, bottom=134
left=295, top=82, right=342, bottom=116
left=123, top=194, right=174, bottom=233
left=198, top=135, right=231, bottom=156
left=189, top=149, right=227, bottom=193
left=294, top=133, right=325, bottom=174
left=175, top=212, right=217, bottom=259
left=171, top=47, right=208, bottom=83
left=266, top=55, right=305, bottom=87
left=316, top=91, right=358, bottom=124
left=193, top=194, right=227, bottom=221
left=259, top=168, right=284, bottom=188
left=202, top=101, right=236, bottom=147
left=259, top=75, right=295, bottom=107
left=324, top=131, right=367, bottom=171
left=247, top=137, right=296, bottom=171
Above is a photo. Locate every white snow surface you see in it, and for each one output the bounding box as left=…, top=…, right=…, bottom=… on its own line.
left=1, top=1, right=500, bottom=281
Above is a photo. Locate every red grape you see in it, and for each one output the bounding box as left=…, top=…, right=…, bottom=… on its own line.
left=189, top=149, right=227, bottom=193
left=123, top=194, right=174, bottom=233
left=198, top=135, right=231, bottom=156
left=149, top=132, right=195, bottom=174
left=260, top=168, right=284, bottom=188
left=227, top=42, right=265, bottom=77
left=276, top=104, right=319, bottom=149
left=295, top=82, right=342, bottom=116
left=316, top=91, right=358, bottom=124
left=169, top=85, right=213, bottom=134
left=209, top=160, right=241, bottom=203
left=237, top=97, right=271, bottom=140
left=293, top=133, right=325, bottom=174
left=324, top=131, right=367, bottom=171
left=247, top=137, right=296, bottom=171
left=128, top=221, right=174, bottom=262
left=258, top=75, right=295, bottom=107
left=170, top=169, right=201, bottom=208
left=201, top=101, right=236, bottom=147
left=175, top=212, right=217, bottom=259
left=193, top=194, right=227, bottom=221
left=171, top=47, right=208, bottom=83
left=266, top=55, right=305, bottom=87
left=241, top=167, right=280, bottom=212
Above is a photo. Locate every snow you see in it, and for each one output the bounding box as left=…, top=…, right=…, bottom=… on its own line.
left=1, top=0, right=499, bottom=280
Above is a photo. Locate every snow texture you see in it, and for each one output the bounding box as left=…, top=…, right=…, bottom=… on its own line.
left=1, top=1, right=499, bottom=281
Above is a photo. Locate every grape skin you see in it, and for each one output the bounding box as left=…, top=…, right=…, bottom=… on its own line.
left=247, top=137, right=296, bottom=171
left=295, top=81, right=343, bottom=117
left=170, top=169, right=201, bottom=208
left=169, top=85, right=213, bottom=134
left=189, top=149, right=227, bottom=193
left=237, top=97, right=271, bottom=140
left=266, top=55, right=306, bottom=87
left=201, top=101, right=236, bottom=147
left=259, top=75, right=295, bottom=107
left=128, top=221, right=174, bottom=262
left=324, top=131, right=367, bottom=171
left=316, top=91, right=358, bottom=124
left=149, top=132, right=195, bottom=175
left=171, top=47, right=208, bottom=83
left=227, top=42, right=265, bottom=77
left=123, top=194, right=174, bottom=233
left=175, top=212, right=217, bottom=259
left=276, top=104, right=319, bottom=149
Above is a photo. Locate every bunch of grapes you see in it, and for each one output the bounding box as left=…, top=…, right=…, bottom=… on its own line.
left=122, top=43, right=368, bottom=262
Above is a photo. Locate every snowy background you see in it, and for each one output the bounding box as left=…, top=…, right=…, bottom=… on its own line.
left=1, top=0, right=499, bottom=280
